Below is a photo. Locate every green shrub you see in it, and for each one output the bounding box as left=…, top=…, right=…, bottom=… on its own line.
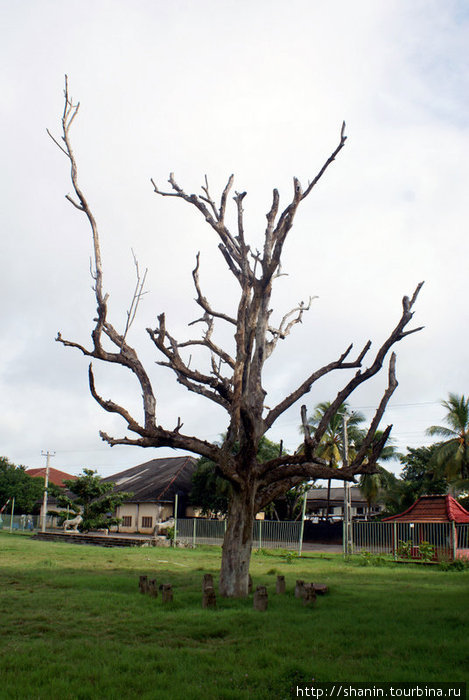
left=356, top=551, right=390, bottom=567
left=418, top=541, right=435, bottom=562
left=438, top=558, right=469, bottom=571
left=397, top=539, right=413, bottom=559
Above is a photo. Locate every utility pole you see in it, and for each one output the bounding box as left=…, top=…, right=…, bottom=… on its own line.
left=41, top=450, right=55, bottom=533
left=298, top=488, right=308, bottom=557
left=342, top=415, right=353, bottom=556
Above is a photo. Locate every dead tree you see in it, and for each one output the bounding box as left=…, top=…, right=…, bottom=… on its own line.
left=50, top=78, right=423, bottom=598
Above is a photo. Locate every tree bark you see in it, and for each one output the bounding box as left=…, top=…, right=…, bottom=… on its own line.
left=219, top=484, right=256, bottom=597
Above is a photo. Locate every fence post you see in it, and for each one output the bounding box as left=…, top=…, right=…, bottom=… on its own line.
left=451, top=521, right=456, bottom=561
left=258, top=519, right=262, bottom=550
left=298, top=491, right=307, bottom=556
left=9, top=497, right=15, bottom=532
left=393, top=522, right=397, bottom=560
left=192, top=518, right=197, bottom=548
left=173, top=493, right=178, bottom=547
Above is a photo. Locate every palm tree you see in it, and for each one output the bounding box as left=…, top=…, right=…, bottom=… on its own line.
left=301, top=402, right=365, bottom=519
left=426, top=393, right=469, bottom=486
left=358, top=429, right=398, bottom=518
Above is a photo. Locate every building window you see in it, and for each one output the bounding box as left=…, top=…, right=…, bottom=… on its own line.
left=141, top=516, right=153, bottom=529
left=122, top=516, right=132, bottom=527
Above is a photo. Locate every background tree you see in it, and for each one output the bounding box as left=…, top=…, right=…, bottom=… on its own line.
left=380, top=444, right=448, bottom=515
left=190, top=456, right=232, bottom=517
left=190, top=437, right=307, bottom=520
left=50, top=79, right=423, bottom=596
left=0, top=457, right=44, bottom=514
left=358, top=465, right=396, bottom=518
left=357, top=430, right=398, bottom=518
left=263, top=482, right=311, bottom=521
left=426, top=393, right=469, bottom=488
left=301, top=402, right=366, bottom=520
left=56, top=469, right=132, bottom=531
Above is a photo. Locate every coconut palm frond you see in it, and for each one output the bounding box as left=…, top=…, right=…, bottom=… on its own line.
left=427, top=394, right=469, bottom=485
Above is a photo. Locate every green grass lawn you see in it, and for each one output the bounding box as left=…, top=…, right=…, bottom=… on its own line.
left=0, top=532, right=467, bottom=699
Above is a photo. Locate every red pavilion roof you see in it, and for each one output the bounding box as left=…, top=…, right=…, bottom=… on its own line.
left=383, top=495, right=469, bottom=523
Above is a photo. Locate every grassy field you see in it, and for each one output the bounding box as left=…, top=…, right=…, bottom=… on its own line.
left=0, top=532, right=467, bottom=699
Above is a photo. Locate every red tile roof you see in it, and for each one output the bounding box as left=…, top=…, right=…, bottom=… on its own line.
left=26, top=468, right=77, bottom=487
left=383, top=495, right=469, bottom=523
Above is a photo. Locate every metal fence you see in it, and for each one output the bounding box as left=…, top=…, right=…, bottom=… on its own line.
left=176, top=518, right=302, bottom=550
left=351, top=521, right=469, bottom=561
left=0, top=514, right=51, bottom=532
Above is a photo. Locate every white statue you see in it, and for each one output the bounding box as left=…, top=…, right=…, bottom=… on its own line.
left=63, top=514, right=83, bottom=532
left=154, top=517, right=175, bottom=536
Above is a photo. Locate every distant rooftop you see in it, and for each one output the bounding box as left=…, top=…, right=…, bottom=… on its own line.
left=306, top=487, right=368, bottom=507
left=26, top=467, right=77, bottom=487
left=104, top=456, right=197, bottom=503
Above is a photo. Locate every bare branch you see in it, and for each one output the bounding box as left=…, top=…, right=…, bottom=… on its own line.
left=65, top=193, right=84, bottom=211
left=265, top=296, right=316, bottom=358
left=265, top=282, right=423, bottom=435
left=200, top=175, right=219, bottom=219
left=46, top=128, right=69, bottom=156
left=51, top=77, right=157, bottom=435
left=301, top=121, right=347, bottom=200
left=307, top=283, right=423, bottom=452
left=191, top=253, right=237, bottom=326
left=147, top=318, right=233, bottom=410
left=99, top=427, right=224, bottom=466
left=152, top=173, right=248, bottom=282
left=120, top=249, right=148, bottom=348
left=219, top=175, right=235, bottom=222
left=347, top=353, right=398, bottom=470
left=178, top=329, right=236, bottom=371
left=264, top=340, right=368, bottom=430
left=88, top=363, right=145, bottom=435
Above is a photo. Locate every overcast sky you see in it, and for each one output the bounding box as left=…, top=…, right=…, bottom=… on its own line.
left=1, top=0, right=468, bottom=480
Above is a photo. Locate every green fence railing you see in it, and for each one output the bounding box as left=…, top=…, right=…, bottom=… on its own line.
left=176, top=518, right=301, bottom=550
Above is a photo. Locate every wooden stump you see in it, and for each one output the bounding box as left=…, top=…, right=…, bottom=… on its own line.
left=161, top=584, right=173, bottom=603
left=202, top=586, right=217, bottom=609
left=276, top=575, right=286, bottom=594
left=202, top=573, right=214, bottom=591
left=139, top=575, right=149, bottom=594
left=295, top=580, right=305, bottom=599
left=312, top=584, right=329, bottom=595
left=253, top=585, right=268, bottom=611
left=302, top=583, right=316, bottom=606
left=147, top=579, right=158, bottom=597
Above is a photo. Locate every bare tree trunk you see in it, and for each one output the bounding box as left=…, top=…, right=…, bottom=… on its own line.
left=219, top=484, right=256, bottom=597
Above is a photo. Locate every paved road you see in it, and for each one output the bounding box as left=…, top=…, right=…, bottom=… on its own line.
left=301, top=542, right=343, bottom=553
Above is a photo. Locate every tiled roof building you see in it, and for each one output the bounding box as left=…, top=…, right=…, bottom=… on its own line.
left=383, top=495, right=469, bottom=523
left=25, top=468, right=77, bottom=487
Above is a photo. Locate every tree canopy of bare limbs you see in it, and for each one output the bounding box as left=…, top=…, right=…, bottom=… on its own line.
left=49, top=78, right=423, bottom=596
